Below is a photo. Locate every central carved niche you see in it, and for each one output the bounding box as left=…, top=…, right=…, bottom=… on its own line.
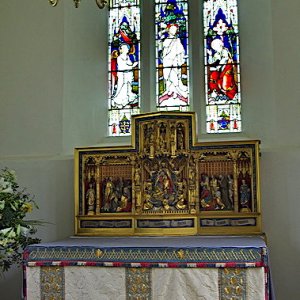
left=133, top=117, right=197, bottom=215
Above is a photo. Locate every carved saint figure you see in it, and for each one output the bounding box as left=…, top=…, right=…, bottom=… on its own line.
left=209, top=175, right=218, bottom=196
left=240, top=179, right=251, bottom=211
left=158, top=122, right=167, bottom=152
left=117, top=189, right=130, bottom=212
left=214, top=187, right=225, bottom=210
left=103, top=177, right=114, bottom=212
left=170, top=124, right=176, bottom=156
left=86, top=183, right=96, bottom=215
left=134, top=165, right=141, bottom=186
left=227, top=175, right=234, bottom=204
left=200, top=175, right=211, bottom=208
left=219, top=174, right=232, bottom=209
left=200, top=174, right=226, bottom=210
left=188, top=157, right=196, bottom=186
left=147, top=124, right=155, bottom=157
left=176, top=124, right=185, bottom=150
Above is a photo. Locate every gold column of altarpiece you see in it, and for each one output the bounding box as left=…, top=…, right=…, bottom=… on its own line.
left=75, top=112, right=262, bottom=236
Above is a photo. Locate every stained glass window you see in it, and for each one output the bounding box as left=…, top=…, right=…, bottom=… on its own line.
left=203, top=0, right=241, bottom=133
left=155, top=0, right=190, bottom=111
left=108, top=0, right=141, bottom=136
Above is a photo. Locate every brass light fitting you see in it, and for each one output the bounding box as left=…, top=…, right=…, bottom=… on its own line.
left=48, top=0, right=108, bottom=9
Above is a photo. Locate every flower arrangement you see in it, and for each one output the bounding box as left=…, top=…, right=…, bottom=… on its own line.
left=0, top=168, right=41, bottom=273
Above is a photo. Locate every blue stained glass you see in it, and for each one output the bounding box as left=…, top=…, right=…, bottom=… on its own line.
left=108, top=1, right=141, bottom=136
left=108, top=108, right=139, bottom=136
left=203, top=0, right=241, bottom=133
left=155, top=0, right=190, bottom=110
left=205, top=8, right=239, bottom=65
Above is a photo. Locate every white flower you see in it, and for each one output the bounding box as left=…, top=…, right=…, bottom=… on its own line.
left=0, top=238, right=9, bottom=247
left=0, top=227, right=16, bottom=238
left=0, top=168, right=41, bottom=273
left=0, top=227, right=12, bottom=235
left=20, top=226, right=30, bottom=236
left=7, top=230, right=16, bottom=239
left=1, top=186, right=13, bottom=193
left=0, top=177, right=13, bottom=193
left=0, top=177, right=6, bottom=189
left=213, top=20, right=228, bottom=35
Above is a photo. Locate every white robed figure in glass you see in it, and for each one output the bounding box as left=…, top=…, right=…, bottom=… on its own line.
left=160, top=24, right=188, bottom=104
left=112, top=43, right=138, bottom=108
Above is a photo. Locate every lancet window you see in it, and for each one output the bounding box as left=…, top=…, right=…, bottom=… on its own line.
left=108, top=0, right=141, bottom=136
left=155, top=0, right=190, bottom=111
left=107, top=0, right=242, bottom=136
left=203, top=0, right=241, bottom=133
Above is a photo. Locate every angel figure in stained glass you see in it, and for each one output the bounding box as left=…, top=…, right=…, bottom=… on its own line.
left=111, top=43, right=138, bottom=108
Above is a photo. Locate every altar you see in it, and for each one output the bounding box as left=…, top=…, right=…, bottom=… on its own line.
left=23, top=112, right=274, bottom=299
left=23, top=235, right=273, bottom=299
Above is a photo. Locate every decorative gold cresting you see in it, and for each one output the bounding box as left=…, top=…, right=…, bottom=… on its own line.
left=48, top=0, right=108, bottom=9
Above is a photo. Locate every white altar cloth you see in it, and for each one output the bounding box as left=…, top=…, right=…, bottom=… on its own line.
left=23, top=236, right=273, bottom=300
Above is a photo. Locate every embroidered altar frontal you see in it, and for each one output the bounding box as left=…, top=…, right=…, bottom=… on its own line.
left=75, top=112, right=262, bottom=236
left=23, top=236, right=273, bottom=300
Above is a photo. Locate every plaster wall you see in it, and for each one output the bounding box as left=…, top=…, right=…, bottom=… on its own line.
left=0, top=0, right=299, bottom=299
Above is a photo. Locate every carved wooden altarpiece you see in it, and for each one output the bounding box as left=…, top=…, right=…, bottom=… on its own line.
left=75, top=112, right=262, bottom=236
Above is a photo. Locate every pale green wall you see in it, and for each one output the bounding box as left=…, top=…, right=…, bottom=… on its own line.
left=0, top=0, right=64, bottom=156
left=0, top=0, right=300, bottom=299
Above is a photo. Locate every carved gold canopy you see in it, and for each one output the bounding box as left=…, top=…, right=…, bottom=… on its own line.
left=75, top=112, right=261, bottom=236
